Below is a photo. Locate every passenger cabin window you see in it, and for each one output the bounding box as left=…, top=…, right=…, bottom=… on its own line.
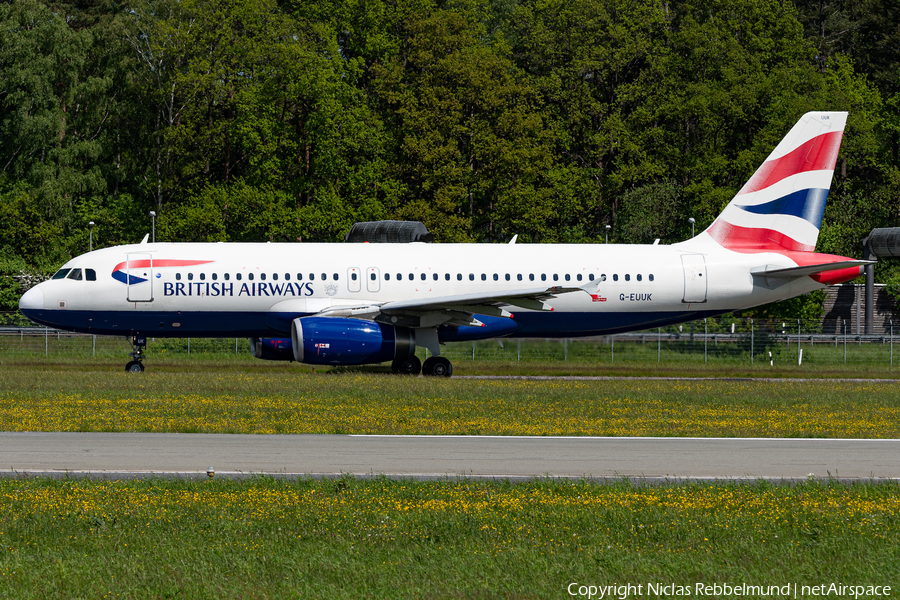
left=408, top=273, right=414, bottom=281
left=553, top=274, right=559, bottom=281
left=225, top=273, right=230, bottom=281
left=237, top=273, right=242, bottom=281
left=457, top=274, right=462, bottom=281
left=384, top=273, right=390, bottom=281
left=445, top=274, right=450, bottom=281
left=309, top=273, right=315, bottom=281
left=576, top=274, right=582, bottom=281
left=625, top=274, right=630, bottom=281
left=51, top=269, right=71, bottom=280
left=200, top=273, right=206, bottom=281
left=352, top=273, right=358, bottom=281
left=421, top=273, right=426, bottom=281
left=649, top=274, right=655, bottom=281
left=371, top=273, right=377, bottom=281
left=505, top=274, right=510, bottom=281
left=469, top=274, right=474, bottom=281
left=529, top=274, right=535, bottom=281
left=613, top=274, right=618, bottom=281
left=249, top=273, right=254, bottom=281
left=588, top=274, right=594, bottom=281
left=541, top=274, right=547, bottom=281
left=212, top=273, right=218, bottom=281
left=285, top=273, right=290, bottom=280
left=176, top=273, right=182, bottom=281
left=188, top=273, right=194, bottom=281
left=481, top=274, right=486, bottom=281
left=517, top=274, right=522, bottom=281
left=296, top=274, right=301, bottom=280
left=493, top=274, right=499, bottom=281
left=333, top=273, right=338, bottom=281
left=637, top=274, right=642, bottom=282
left=433, top=273, right=438, bottom=281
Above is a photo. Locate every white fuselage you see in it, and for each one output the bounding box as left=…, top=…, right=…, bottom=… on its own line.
left=19, top=239, right=825, bottom=339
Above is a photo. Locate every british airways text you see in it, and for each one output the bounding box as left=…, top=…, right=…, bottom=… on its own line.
left=163, top=282, right=314, bottom=297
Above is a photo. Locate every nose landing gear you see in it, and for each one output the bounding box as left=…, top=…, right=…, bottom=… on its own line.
left=125, top=336, right=147, bottom=373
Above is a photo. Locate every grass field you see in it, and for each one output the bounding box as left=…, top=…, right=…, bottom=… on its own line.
left=0, top=477, right=897, bottom=598
left=0, top=362, right=898, bottom=437
left=1, top=357, right=898, bottom=597
left=4, top=330, right=900, bottom=377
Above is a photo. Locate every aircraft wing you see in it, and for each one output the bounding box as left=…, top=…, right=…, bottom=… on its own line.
left=315, top=284, right=593, bottom=328
left=378, top=284, right=586, bottom=313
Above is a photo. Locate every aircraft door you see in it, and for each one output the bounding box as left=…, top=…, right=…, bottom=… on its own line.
left=125, top=253, right=154, bottom=302
left=348, top=267, right=361, bottom=292
left=681, top=254, right=707, bottom=303
left=366, top=267, right=381, bottom=293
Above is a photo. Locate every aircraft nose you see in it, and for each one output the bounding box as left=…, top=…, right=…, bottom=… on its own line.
left=19, top=285, right=44, bottom=311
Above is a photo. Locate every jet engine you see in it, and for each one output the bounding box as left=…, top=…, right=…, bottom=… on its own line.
left=249, top=337, right=294, bottom=361
left=291, top=317, right=415, bottom=366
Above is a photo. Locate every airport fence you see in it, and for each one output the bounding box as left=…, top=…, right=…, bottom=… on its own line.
left=2, top=312, right=898, bottom=368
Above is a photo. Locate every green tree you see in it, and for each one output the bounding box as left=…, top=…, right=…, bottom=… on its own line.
left=372, top=6, right=581, bottom=242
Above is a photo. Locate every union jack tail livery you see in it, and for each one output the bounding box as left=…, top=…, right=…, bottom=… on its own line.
left=703, top=111, right=846, bottom=253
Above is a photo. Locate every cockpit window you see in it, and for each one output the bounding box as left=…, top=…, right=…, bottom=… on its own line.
left=66, top=269, right=83, bottom=281
left=85, top=269, right=96, bottom=281
left=51, top=269, right=71, bottom=280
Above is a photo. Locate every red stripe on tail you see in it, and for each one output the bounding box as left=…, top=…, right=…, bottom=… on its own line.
left=707, top=220, right=815, bottom=252
left=738, top=131, right=843, bottom=196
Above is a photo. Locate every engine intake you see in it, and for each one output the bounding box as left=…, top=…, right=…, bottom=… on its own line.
left=291, top=317, right=415, bottom=366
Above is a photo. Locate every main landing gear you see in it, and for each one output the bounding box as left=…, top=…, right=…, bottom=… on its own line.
left=422, top=356, right=453, bottom=377
left=392, top=355, right=421, bottom=375
left=125, top=335, right=147, bottom=373
left=390, top=355, right=453, bottom=377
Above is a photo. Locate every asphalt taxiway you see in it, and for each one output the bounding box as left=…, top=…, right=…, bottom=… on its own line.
left=0, top=433, right=897, bottom=481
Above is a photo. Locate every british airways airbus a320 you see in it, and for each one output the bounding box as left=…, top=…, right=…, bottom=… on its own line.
left=19, top=112, right=868, bottom=376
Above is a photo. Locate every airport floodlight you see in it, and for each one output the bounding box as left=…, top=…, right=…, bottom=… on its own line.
left=149, top=211, right=157, bottom=243
left=689, top=217, right=696, bottom=237
left=88, top=221, right=94, bottom=251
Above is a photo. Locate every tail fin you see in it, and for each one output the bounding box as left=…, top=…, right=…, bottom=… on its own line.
left=704, top=111, right=847, bottom=253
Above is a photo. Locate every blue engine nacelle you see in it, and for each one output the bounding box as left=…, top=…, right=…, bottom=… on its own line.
left=249, top=337, right=294, bottom=361
left=291, top=317, right=415, bottom=366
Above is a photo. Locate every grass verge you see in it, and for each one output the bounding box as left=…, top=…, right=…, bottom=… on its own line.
left=0, top=367, right=897, bottom=437
left=0, top=477, right=897, bottom=599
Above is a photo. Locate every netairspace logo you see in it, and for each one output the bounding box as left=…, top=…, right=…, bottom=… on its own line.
left=566, top=582, right=892, bottom=599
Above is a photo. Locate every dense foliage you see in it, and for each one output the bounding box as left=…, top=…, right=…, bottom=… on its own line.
left=2, top=0, right=898, bottom=314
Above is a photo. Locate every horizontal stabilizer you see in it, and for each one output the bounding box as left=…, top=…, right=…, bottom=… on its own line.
left=751, top=260, right=871, bottom=280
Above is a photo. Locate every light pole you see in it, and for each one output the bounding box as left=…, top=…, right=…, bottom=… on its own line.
left=149, top=211, right=156, bottom=243
left=605, top=224, right=611, bottom=244
left=88, top=221, right=94, bottom=251
left=688, top=217, right=695, bottom=238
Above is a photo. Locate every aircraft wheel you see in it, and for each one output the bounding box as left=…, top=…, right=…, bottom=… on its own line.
left=125, top=360, right=145, bottom=373
left=392, top=356, right=421, bottom=375
left=423, top=356, right=452, bottom=377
